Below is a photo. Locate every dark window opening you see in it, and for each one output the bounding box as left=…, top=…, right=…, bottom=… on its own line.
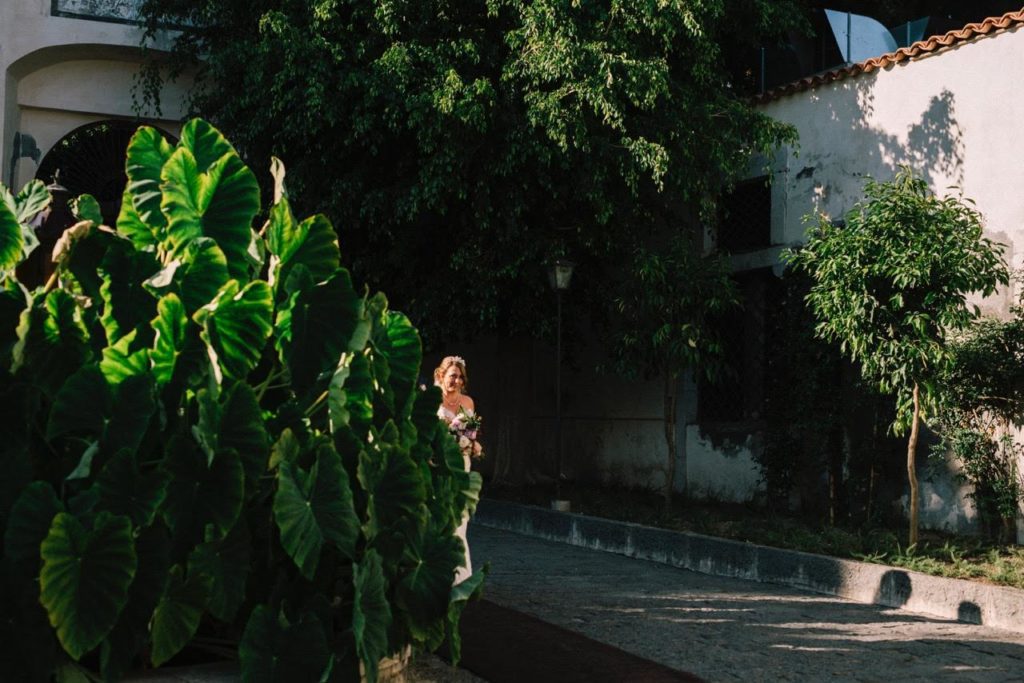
left=698, top=268, right=780, bottom=423
left=718, top=176, right=771, bottom=253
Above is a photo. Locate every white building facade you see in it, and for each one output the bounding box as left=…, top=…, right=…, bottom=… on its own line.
left=1, top=0, right=189, bottom=194
left=686, top=10, right=1024, bottom=534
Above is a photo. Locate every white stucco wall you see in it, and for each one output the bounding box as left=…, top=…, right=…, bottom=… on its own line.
left=695, top=24, right=1024, bottom=531
left=1, top=0, right=190, bottom=188
left=762, top=26, right=1024, bottom=313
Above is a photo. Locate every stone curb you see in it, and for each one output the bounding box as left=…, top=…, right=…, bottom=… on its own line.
left=474, top=498, right=1024, bottom=634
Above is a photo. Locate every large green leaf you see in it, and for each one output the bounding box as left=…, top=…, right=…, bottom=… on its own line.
left=97, top=242, right=160, bottom=345
left=160, top=147, right=209, bottom=261
left=151, top=293, right=187, bottom=385
left=150, top=564, right=211, bottom=667
left=61, top=222, right=116, bottom=303
left=193, top=387, right=221, bottom=464
left=0, top=190, right=22, bottom=271
left=409, top=385, right=442, bottom=455
left=187, top=521, right=250, bottom=622
left=145, top=237, right=231, bottom=317
left=162, top=435, right=244, bottom=545
left=96, top=448, right=169, bottom=527
left=396, top=520, right=464, bottom=640
left=277, top=269, right=369, bottom=398
left=39, top=512, right=137, bottom=660
left=0, top=285, right=26, bottom=364
left=71, top=194, right=103, bottom=225
left=13, top=179, right=51, bottom=225
left=219, top=382, right=270, bottom=490
left=12, top=290, right=91, bottom=397
left=163, top=120, right=261, bottom=281
left=357, top=433, right=426, bottom=542
left=99, top=330, right=151, bottom=385
left=445, top=565, right=488, bottom=666
left=103, top=373, right=156, bottom=455
left=195, top=280, right=273, bottom=384
left=116, top=186, right=158, bottom=251
left=352, top=550, right=391, bottom=683
left=124, top=126, right=173, bottom=235
left=179, top=117, right=237, bottom=174
left=342, top=351, right=375, bottom=437
left=0, top=179, right=49, bottom=270
left=239, top=605, right=330, bottom=683
left=374, top=311, right=421, bottom=422
left=269, top=428, right=300, bottom=470
left=178, top=238, right=231, bottom=313
left=267, top=202, right=340, bottom=291
left=327, top=354, right=353, bottom=432
left=4, top=482, right=64, bottom=563
left=101, top=525, right=171, bottom=681
left=46, top=364, right=111, bottom=440
left=273, top=442, right=359, bottom=580
left=47, top=366, right=154, bottom=460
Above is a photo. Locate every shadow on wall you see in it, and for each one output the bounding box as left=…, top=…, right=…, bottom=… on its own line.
left=794, top=79, right=965, bottom=225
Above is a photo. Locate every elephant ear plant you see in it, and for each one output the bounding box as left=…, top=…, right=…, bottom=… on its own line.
left=0, top=119, right=484, bottom=682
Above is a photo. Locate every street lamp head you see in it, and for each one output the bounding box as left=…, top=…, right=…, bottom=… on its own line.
left=547, top=259, right=575, bottom=291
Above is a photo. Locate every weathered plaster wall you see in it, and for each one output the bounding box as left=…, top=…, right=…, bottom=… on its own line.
left=763, top=26, right=1024, bottom=311
left=2, top=0, right=189, bottom=187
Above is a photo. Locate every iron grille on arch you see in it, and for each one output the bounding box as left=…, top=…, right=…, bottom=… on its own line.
left=18, top=120, right=176, bottom=287
left=35, top=119, right=176, bottom=225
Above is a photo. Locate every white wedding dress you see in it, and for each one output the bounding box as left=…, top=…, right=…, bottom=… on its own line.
left=438, top=405, right=473, bottom=584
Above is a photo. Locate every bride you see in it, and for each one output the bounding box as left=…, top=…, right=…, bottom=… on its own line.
left=434, top=355, right=475, bottom=584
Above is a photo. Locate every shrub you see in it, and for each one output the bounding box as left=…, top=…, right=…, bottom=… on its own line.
left=933, top=314, right=1024, bottom=542
left=0, top=119, right=482, bottom=681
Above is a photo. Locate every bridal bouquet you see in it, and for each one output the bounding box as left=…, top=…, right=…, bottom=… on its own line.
left=449, top=409, right=484, bottom=459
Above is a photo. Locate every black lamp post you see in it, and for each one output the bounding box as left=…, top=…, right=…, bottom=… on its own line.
left=547, top=259, right=574, bottom=510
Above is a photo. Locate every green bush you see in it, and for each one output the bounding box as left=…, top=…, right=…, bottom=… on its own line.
left=933, top=314, right=1024, bottom=542
left=0, top=119, right=482, bottom=681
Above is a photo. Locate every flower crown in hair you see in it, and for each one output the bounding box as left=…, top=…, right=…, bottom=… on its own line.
left=445, top=355, right=466, bottom=367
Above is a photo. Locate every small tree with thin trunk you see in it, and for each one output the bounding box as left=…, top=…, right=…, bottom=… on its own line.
left=786, top=167, right=1008, bottom=545
left=608, top=235, right=738, bottom=505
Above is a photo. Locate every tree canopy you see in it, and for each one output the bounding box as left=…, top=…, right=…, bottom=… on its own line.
left=139, top=0, right=803, bottom=344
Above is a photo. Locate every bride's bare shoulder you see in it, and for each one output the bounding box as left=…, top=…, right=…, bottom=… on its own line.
left=462, top=395, right=475, bottom=411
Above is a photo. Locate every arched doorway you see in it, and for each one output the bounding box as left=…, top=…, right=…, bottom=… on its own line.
left=18, top=120, right=175, bottom=286
left=35, top=119, right=175, bottom=224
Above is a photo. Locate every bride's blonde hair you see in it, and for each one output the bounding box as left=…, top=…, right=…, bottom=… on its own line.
left=433, top=355, right=468, bottom=391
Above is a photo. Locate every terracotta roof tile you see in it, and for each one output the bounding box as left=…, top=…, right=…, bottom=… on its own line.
left=757, top=7, right=1024, bottom=103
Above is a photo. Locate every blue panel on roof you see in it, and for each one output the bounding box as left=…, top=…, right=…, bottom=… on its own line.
left=825, top=9, right=898, bottom=63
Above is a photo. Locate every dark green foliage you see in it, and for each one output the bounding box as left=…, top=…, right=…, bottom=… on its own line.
left=786, top=167, right=1010, bottom=544
left=606, top=235, right=739, bottom=502
left=0, top=120, right=482, bottom=681
left=136, top=0, right=802, bottom=344
left=932, top=313, right=1024, bottom=541
left=759, top=270, right=903, bottom=523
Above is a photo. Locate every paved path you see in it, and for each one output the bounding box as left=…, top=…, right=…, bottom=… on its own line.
left=469, top=525, right=1024, bottom=683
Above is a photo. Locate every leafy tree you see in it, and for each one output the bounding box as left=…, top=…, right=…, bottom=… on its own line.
left=607, top=235, right=737, bottom=504
left=137, top=0, right=802, bottom=344
left=786, top=167, right=1009, bottom=545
